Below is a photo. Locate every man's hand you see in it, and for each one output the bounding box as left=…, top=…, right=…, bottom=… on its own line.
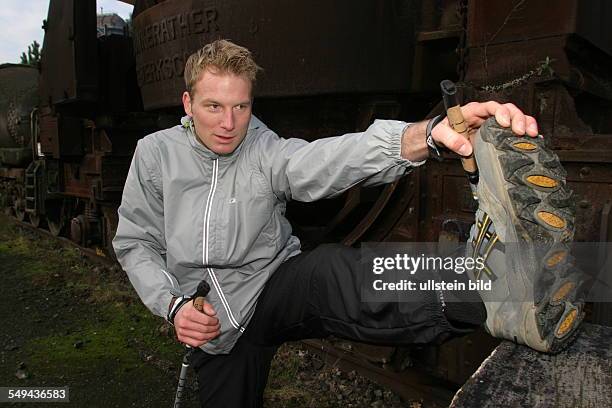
left=174, top=300, right=220, bottom=347
left=401, top=101, right=539, bottom=162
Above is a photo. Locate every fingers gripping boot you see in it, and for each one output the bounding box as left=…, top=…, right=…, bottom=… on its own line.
left=467, top=118, right=584, bottom=353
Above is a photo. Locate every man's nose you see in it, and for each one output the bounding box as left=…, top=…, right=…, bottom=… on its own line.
left=220, top=110, right=235, bottom=131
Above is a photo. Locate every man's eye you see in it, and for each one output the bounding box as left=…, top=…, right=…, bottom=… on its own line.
left=234, top=104, right=248, bottom=111
left=208, top=104, right=220, bottom=112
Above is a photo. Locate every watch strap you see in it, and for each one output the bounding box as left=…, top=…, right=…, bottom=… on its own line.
left=167, top=295, right=192, bottom=326
left=426, top=114, right=447, bottom=162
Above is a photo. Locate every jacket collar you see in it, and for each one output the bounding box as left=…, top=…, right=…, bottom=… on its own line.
left=182, top=115, right=264, bottom=160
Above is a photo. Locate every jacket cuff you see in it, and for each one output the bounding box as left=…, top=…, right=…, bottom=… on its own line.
left=160, top=292, right=175, bottom=319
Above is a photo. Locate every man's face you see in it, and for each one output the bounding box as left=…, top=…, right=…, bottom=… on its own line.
left=182, top=69, right=253, bottom=155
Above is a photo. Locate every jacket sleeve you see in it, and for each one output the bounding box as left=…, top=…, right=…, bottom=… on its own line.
left=255, top=119, right=425, bottom=202
left=112, top=138, right=182, bottom=320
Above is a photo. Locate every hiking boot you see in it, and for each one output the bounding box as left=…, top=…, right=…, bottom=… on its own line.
left=467, top=117, right=584, bottom=353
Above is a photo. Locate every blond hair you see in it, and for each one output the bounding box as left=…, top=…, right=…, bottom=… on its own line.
left=184, top=39, right=261, bottom=96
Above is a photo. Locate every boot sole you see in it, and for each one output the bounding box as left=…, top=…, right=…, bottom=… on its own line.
left=475, top=118, right=584, bottom=353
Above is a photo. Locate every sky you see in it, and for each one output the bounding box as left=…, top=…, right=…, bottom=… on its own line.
left=0, top=0, right=133, bottom=64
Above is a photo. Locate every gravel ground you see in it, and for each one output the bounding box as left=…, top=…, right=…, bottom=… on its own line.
left=0, top=215, right=418, bottom=407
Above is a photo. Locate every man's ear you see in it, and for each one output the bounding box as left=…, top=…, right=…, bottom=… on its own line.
left=182, top=91, right=192, bottom=116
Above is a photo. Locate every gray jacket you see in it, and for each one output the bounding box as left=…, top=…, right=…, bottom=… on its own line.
left=113, top=115, right=423, bottom=354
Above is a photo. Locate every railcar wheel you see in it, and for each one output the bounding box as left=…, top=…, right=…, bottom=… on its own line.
left=28, top=213, right=41, bottom=227
left=2, top=183, right=15, bottom=216
left=0, top=188, right=11, bottom=215
left=47, top=218, right=63, bottom=236
left=103, top=214, right=118, bottom=260
left=70, top=214, right=89, bottom=246
left=13, top=198, right=25, bottom=221
left=46, top=201, right=66, bottom=236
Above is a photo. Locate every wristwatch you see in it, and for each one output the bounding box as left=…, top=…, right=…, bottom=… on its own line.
left=426, top=114, right=447, bottom=162
left=167, top=295, right=192, bottom=326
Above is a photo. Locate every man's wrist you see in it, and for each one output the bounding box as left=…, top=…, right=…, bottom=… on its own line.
left=400, top=120, right=429, bottom=162
left=167, top=295, right=192, bottom=325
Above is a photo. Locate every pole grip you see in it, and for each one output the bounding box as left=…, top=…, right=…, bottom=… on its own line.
left=192, top=280, right=211, bottom=313
left=193, top=297, right=206, bottom=313
left=440, top=80, right=479, bottom=184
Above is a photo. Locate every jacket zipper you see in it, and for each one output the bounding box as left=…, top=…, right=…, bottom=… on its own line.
left=203, top=159, right=245, bottom=333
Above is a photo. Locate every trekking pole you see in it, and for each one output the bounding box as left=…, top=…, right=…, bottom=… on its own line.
left=440, top=80, right=479, bottom=199
left=174, top=280, right=211, bottom=408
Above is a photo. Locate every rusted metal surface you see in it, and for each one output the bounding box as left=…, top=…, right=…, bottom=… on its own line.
left=465, top=0, right=612, bottom=102
left=132, top=0, right=417, bottom=110
left=564, top=163, right=612, bottom=243
left=40, top=114, right=84, bottom=159
left=0, top=168, right=24, bottom=180
left=592, top=201, right=612, bottom=326
left=38, top=110, right=58, bottom=158
left=365, top=175, right=420, bottom=243
left=465, top=38, right=612, bottom=102
left=465, top=37, right=570, bottom=88
left=0, top=64, right=38, bottom=150
left=467, top=0, right=612, bottom=55
left=97, top=36, right=142, bottom=113
left=419, top=157, right=612, bottom=244
left=462, top=85, right=612, bottom=154
left=468, top=0, right=574, bottom=48
left=39, top=0, right=98, bottom=106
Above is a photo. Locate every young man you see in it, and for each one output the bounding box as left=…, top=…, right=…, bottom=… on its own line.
left=113, top=40, right=543, bottom=406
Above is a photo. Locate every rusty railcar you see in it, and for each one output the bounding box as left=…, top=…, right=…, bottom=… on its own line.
left=0, top=64, right=38, bottom=222
left=0, top=0, right=611, bottom=403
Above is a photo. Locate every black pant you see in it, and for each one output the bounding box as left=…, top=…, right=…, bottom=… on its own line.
left=189, top=244, right=478, bottom=407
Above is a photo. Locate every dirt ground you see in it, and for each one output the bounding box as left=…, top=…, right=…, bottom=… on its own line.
left=0, top=216, right=201, bottom=407
left=0, top=215, right=410, bottom=407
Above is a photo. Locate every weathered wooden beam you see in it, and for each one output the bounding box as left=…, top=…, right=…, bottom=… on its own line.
left=450, top=323, right=612, bottom=407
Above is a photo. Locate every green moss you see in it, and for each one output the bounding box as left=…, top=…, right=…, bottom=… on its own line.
left=0, top=215, right=182, bottom=376
left=0, top=229, right=83, bottom=279
left=0, top=236, right=26, bottom=255
left=26, top=302, right=182, bottom=375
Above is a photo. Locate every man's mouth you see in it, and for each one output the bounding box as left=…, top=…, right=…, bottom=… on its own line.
left=214, top=134, right=234, bottom=143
